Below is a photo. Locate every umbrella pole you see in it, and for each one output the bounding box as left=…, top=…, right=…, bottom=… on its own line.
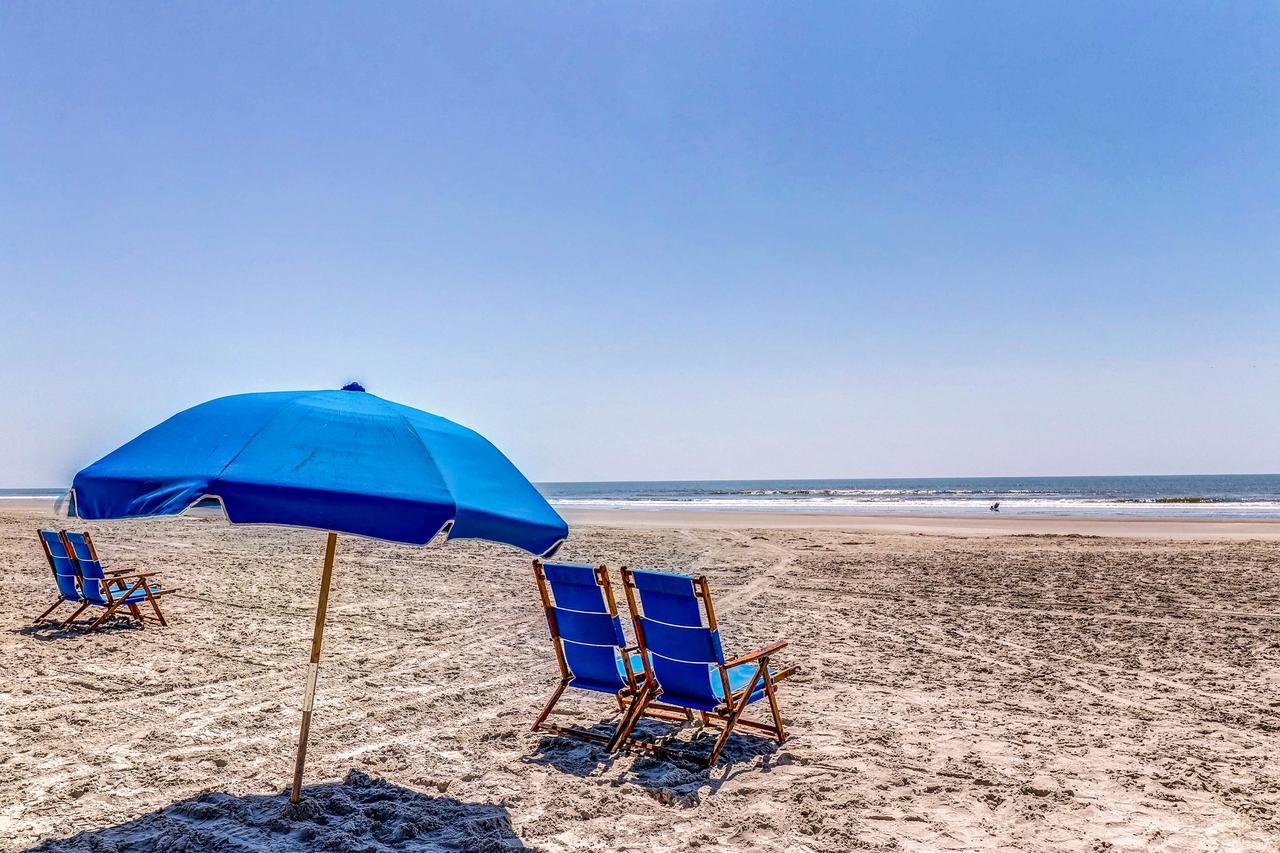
left=290, top=531, right=338, bottom=803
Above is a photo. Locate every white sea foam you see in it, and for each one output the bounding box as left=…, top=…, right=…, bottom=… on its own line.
left=549, top=497, right=1280, bottom=518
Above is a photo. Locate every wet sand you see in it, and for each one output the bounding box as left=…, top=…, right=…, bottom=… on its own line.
left=2, top=507, right=1279, bottom=850
left=563, top=507, right=1280, bottom=540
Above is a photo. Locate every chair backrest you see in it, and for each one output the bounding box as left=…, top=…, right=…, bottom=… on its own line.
left=38, top=529, right=81, bottom=600
left=64, top=530, right=109, bottom=604
left=623, top=569, right=728, bottom=709
left=534, top=561, right=632, bottom=690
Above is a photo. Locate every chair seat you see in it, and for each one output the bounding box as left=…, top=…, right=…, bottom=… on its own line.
left=656, top=662, right=780, bottom=711
left=85, top=591, right=153, bottom=608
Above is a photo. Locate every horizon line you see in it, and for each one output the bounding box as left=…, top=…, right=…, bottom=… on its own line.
left=9, top=471, right=1280, bottom=491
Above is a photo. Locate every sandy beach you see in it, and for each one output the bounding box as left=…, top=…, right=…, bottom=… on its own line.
left=3, top=505, right=1279, bottom=851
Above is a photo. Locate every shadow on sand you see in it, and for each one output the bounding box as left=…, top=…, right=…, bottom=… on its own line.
left=14, top=616, right=146, bottom=641
left=27, top=770, right=528, bottom=852
left=526, top=717, right=785, bottom=807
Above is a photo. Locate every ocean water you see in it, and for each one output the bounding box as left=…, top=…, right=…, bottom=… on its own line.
left=538, top=475, right=1280, bottom=518
left=9, top=477, right=1280, bottom=518
left=0, top=488, right=68, bottom=500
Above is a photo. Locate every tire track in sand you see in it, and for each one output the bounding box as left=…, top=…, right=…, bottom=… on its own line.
left=711, top=529, right=798, bottom=613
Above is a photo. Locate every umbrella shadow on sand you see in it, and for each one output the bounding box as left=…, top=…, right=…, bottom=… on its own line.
left=526, top=718, right=785, bottom=807
left=27, top=770, right=528, bottom=852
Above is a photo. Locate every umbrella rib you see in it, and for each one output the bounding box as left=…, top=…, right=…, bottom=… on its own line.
left=207, top=396, right=300, bottom=496
left=391, top=405, right=458, bottom=532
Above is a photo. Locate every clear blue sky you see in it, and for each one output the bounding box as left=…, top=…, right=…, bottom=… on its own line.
left=2, top=2, right=1277, bottom=486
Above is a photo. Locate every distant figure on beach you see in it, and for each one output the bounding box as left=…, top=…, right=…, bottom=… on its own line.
left=990, top=502, right=1000, bottom=512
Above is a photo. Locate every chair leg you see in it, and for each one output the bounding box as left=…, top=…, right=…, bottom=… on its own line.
left=532, top=680, right=569, bottom=732
left=61, top=602, right=89, bottom=627
left=85, top=579, right=148, bottom=632
left=127, top=602, right=144, bottom=626
left=609, top=686, right=650, bottom=753
left=607, top=683, right=652, bottom=753
left=707, top=667, right=765, bottom=766
left=84, top=601, right=125, bottom=632
left=35, top=599, right=64, bottom=623
left=143, top=586, right=168, bottom=626
left=762, top=669, right=786, bottom=742
left=707, top=704, right=746, bottom=765
left=707, top=710, right=738, bottom=764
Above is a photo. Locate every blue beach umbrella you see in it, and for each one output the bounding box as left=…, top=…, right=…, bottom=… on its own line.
left=71, top=385, right=567, bottom=801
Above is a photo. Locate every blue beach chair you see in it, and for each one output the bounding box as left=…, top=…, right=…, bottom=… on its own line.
left=63, top=530, right=171, bottom=631
left=35, top=529, right=89, bottom=626
left=531, top=561, right=648, bottom=746
left=612, top=567, right=796, bottom=764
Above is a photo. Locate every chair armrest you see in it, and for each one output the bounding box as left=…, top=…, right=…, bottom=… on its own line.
left=724, top=640, right=788, bottom=669
left=100, top=576, right=148, bottom=603
left=101, top=573, right=160, bottom=585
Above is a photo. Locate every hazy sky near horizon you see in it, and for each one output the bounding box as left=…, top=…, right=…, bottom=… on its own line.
left=2, top=2, right=1278, bottom=486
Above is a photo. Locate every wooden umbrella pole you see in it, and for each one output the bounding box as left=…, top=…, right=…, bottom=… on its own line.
left=290, top=531, right=338, bottom=803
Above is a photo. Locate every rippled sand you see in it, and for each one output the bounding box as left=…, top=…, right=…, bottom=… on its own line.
left=2, top=507, right=1278, bottom=850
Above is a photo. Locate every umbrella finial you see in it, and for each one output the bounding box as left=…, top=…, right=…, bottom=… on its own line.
left=340, top=381, right=366, bottom=392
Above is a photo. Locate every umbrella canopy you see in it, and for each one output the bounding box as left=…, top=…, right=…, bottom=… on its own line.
left=70, top=385, right=567, bottom=802
left=72, top=387, right=567, bottom=556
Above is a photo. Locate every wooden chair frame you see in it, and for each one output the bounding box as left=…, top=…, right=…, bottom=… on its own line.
left=35, top=529, right=88, bottom=627
left=531, top=560, right=649, bottom=745
left=62, top=529, right=172, bottom=631
left=610, top=567, right=797, bottom=765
